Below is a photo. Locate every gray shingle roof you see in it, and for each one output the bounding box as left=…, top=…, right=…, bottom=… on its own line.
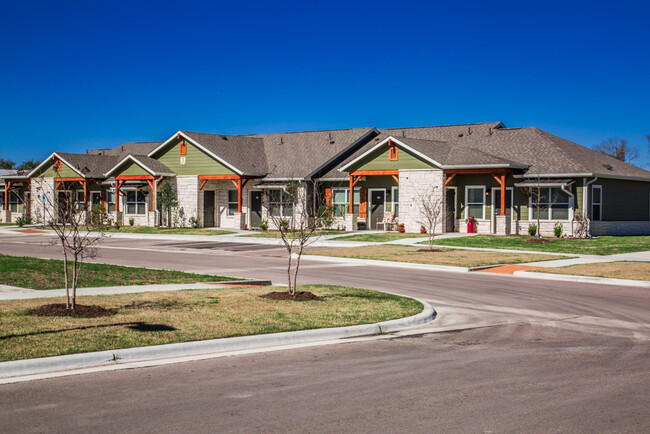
left=56, top=153, right=121, bottom=178
left=88, top=142, right=163, bottom=157
left=180, top=131, right=268, bottom=175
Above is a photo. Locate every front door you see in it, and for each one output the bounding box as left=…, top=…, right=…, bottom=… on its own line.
left=91, top=192, right=102, bottom=211
left=57, top=191, right=72, bottom=221
left=445, top=188, right=456, bottom=232
left=203, top=191, right=215, bottom=227
left=492, top=188, right=512, bottom=233
left=250, top=191, right=262, bottom=228
left=370, top=189, right=385, bottom=230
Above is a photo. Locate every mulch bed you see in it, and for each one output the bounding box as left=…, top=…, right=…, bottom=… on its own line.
left=415, top=248, right=445, bottom=252
left=28, top=303, right=117, bottom=318
left=260, top=291, right=323, bottom=301
left=525, top=238, right=552, bottom=244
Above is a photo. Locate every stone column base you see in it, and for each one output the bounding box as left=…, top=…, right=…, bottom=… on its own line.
left=114, top=211, right=123, bottom=226
left=148, top=211, right=159, bottom=227
left=345, top=214, right=358, bottom=232
left=234, top=212, right=246, bottom=230
left=3, top=210, right=11, bottom=223
left=495, top=215, right=509, bottom=235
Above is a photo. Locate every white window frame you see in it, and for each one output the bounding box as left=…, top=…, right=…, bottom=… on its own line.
left=465, top=185, right=486, bottom=220
left=125, top=190, right=147, bottom=215
left=391, top=186, right=399, bottom=218
left=528, top=187, right=571, bottom=221
left=0, top=190, right=4, bottom=211
left=332, top=187, right=361, bottom=217
left=8, top=191, right=20, bottom=213
left=268, top=189, right=293, bottom=218
left=591, top=185, right=602, bottom=221
left=227, top=190, right=238, bottom=216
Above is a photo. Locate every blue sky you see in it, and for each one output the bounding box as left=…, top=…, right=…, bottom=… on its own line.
left=1, top=0, right=649, bottom=166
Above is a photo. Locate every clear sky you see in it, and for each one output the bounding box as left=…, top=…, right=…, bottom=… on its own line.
left=1, top=0, right=649, bottom=167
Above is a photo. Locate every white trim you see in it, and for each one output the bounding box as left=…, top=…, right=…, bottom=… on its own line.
left=490, top=187, right=513, bottom=232
left=148, top=131, right=244, bottom=176
left=367, top=188, right=386, bottom=229
left=391, top=186, right=399, bottom=218
left=591, top=185, right=602, bottom=221
left=27, top=152, right=85, bottom=178
left=104, top=155, right=175, bottom=178
left=465, top=185, right=486, bottom=220
left=518, top=172, right=650, bottom=183
left=306, top=128, right=379, bottom=179
left=338, top=136, right=444, bottom=172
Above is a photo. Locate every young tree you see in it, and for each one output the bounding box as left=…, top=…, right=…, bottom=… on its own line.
left=0, top=158, right=15, bottom=169
left=157, top=180, right=178, bottom=228
left=267, top=180, right=327, bottom=298
left=594, top=137, right=638, bottom=163
left=416, top=186, right=443, bottom=250
left=35, top=179, right=107, bottom=309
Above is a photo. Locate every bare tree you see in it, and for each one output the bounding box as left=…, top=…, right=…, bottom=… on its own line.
left=594, top=137, right=638, bottom=163
left=267, top=180, right=327, bottom=297
left=34, top=178, right=107, bottom=309
left=416, top=186, right=443, bottom=250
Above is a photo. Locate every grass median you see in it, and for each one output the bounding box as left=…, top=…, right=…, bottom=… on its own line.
left=533, top=261, right=650, bottom=281
left=431, top=235, right=650, bottom=255
left=0, top=254, right=236, bottom=290
left=0, top=285, right=423, bottom=362
left=306, top=245, right=565, bottom=267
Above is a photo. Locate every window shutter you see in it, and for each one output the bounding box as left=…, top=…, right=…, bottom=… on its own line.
left=359, top=188, right=367, bottom=218
left=325, top=188, right=333, bottom=217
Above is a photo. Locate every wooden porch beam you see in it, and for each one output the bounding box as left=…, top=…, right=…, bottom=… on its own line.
left=348, top=174, right=355, bottom=214
left=199, top=174, right=241, bottom=181
left=444, top=173, right=456, bottom=186
left=391, top=175, right=399, bottom=184
left=199, top=180, right=208, bottom=190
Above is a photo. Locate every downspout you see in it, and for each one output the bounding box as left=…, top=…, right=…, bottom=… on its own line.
left=561, top=184, right=574, bottom=237
left=583, top=176, right=598, bottom=237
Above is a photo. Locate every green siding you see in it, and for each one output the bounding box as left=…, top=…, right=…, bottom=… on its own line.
left=352, top=146, right=435, bottom=172
left=596, top=178, right=650, bottom=221
left=321, top=176, right=399, bottom=215
left=154, top=138, right=236, bottom=176
left=33, top=159, right=80, bottom=178
left=116, top=161, right=150, bottom=177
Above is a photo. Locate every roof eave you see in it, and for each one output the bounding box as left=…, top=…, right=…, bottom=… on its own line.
left=338, top=136, right=443, bottom=172
left=305, top=128, right=380, bottom=179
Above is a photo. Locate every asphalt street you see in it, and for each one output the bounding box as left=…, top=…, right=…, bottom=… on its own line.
left=0, top=231, right=648, bottom=432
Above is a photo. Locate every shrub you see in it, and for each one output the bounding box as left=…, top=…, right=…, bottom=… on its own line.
left=16, top=216, right=31, bottom=227
left=259, top=219, right=268, bottom=231
left=528, top=223, right=537, bottom=237
left=189, top=216, right=199, bottom=228
left=129, top=217, right=135, bottom=227
left=317, top=205, right=333, bottom=229
left=280, top=219, right=290, bottom=232
left=554, top=222, right=563, bottom=238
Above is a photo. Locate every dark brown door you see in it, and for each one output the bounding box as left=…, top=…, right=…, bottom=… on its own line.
left=203, top=191, right=215, bottom=227
left=250, top=191, right=262, bottom=228
left=370, top=190, right=385, bottom=230
left=445, top=188, right=456, bottom=232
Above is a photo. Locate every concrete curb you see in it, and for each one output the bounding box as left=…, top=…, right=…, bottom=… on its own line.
left=0, top=298, right=435, bottom=380
left=299, top=254, right=470, bottom=273
left=513, top=270, right=650, bottom=288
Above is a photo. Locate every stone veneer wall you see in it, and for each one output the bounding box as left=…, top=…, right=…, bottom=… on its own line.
left=175, top=176, right=200, bottom=226
left=590, top=221, right=650, bottom=236
left=398, top=169, right=444, bottom=233
left=30, top=177, right=55, bottom=224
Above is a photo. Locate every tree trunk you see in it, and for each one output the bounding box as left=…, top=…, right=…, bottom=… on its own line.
left=287, top=251, right=294, bottom=296
left=63, top=249, right=70, bottom=309
left=292, top=248, right=303, bottom=296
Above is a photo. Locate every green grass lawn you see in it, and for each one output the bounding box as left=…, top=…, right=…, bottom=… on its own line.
left=0, top=285, right=423, bottom=362
left=533, top=261, right=650, bottom=281
left=0, top=223, right=16, bottom=226
left=101, top=226, right=233, bottom=236
left=332, top=232, right=430, bottom=242
left=0, top=254, right=236, bottom=290
left=240, top=230, right=347, bottom=239
left=430, top=235, right=650, bottom=255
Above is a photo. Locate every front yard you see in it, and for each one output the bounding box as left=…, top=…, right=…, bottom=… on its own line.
left=0, top=285, right=422, bottom=362
left=534, top=261, right=650, bottom=281
left=0, top=254, right=235, bottom=290
left=431, top=235, right=650, bottom=255
left=239, top=230, right=347, bottom=239
left=331, top=233, right=430, bottom=242
left=306, top=245, right=564, bottom=267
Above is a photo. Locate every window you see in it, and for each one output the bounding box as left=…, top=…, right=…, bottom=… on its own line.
left=392, top=187, right=399, bottom=217
left=0, top=191, right=4, bottom=211
left=106, top=190, right=116, bottom=213
left=126, top=191, right=146, bottom=215
left=332, top=188, right=360, bottom=217
left=592, top=186, right=602, bottom=221
left=389, top=145, right=398, bottom=161
left=530, top=187, right=570, bottom=220
left=466, top=186, right=485, bottom=220
left=269, top=190, right=293, bottom=217
left=180, top=141, right=187, bottom=156
left=8, top=193, right=19, bottom=213
left=76, top=190, right=86, bottom=211
left=228, top=190, right=238, bottom=215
